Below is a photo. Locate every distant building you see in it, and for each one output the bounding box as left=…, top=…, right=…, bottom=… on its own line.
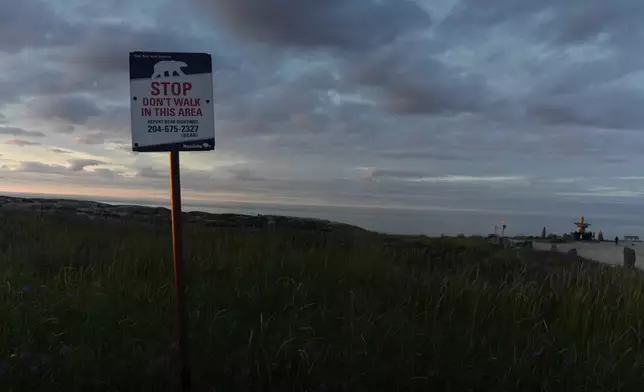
left=624, top=235, right=640, bottom=241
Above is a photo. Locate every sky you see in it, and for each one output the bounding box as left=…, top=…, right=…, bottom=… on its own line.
left=2, top=0, right=644, bottom=236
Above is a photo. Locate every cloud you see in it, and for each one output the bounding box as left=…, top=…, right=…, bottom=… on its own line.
left=193, top=0, right=431, bottom=51
left=362, top=168, right=430, bottom=181
left=5, top=0, right=644, bottom=237
left=527, top=88, right=644, bottom=130
left=16, top=161, right=67, bottom=175
left=361, top=167, right=528, bottom=185
left=54, top=125, right=76, bottom=134
left=0, top=64, right=98, bottom=105
left=377, top=148, right=472, bottom=161
left=536, top=1, right=643, bottom=46
left=0, top=0, right=77, bottom=53
left=27, top=94, right=103, bottom=125
left=438, top=0, right=641, bottom=46
left=68, top=159, right=104, bottom=172
left=50, top=15, right=236, bottom=84
left=226, top=165, right=264, bottom=181
left=5, top=139, right=41, bottom=147
left=136, top=167, right=165, bottom=179
left=0, top=126, right=45, bottom=138
left=74, top=133, right=106, bottom=145
left=350, top=44, right=494, bottom=115
left=50, top=148, right=73, bottom=154
left=195, top=0, right=493, bottom=118
left=85, top=105, right=131, bottom=136
left=410, top=175, right=528, bottom=184
left=13, top=159, right=117, bottom=177
left=0, top=18, right=232, bottom=109
left=56, top=23, right=205, bottom=75
left=113, top=143, right=137, bottom=154
left=91, top=168, right=123, bottom=179
left=427, top=0, right=644, bottom=130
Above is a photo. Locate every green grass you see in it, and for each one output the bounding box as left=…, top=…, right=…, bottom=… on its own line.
left=2, top=210, right=644, bottom=391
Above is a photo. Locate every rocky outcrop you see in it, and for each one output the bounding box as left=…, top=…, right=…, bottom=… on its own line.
left=0, top=195, right=366, bottom=233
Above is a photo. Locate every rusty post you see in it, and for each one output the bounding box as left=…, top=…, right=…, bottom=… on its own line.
left=169, top=150, right=191, bottom=391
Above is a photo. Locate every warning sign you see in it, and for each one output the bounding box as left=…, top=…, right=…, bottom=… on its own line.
left=129, top=51, right=215, bottom=152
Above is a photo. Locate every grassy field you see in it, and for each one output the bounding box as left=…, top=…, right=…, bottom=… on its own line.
left=2, top=210, right=644, bottom=391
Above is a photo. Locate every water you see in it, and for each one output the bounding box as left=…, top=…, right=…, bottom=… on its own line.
left=109, top=199, right=644, bottom=238
left=2, top=191, right=643, bottom=238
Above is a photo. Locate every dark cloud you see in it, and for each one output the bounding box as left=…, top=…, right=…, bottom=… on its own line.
left=16, top=161, right=67, bottom=175
left=362, top=168, right=432, bottom=181
left=530, top=58, right=640, bottom=98
left=536, top=1, right=644, bottom=46
left=14, top=159, right=119, bottom=177
left=226, top=165, right=264, bottom=181
left=350, top=44, right=494, bottom=115
left=114, top=143, right=137, bottom=154
left=0, top=126, right=45, bottom=138
left=439, top=0, right=641, bottom=46
left=136, top=167, right=165, bottom=179
left=438, top=0, right=543, bottom=39
left=50, top=18, right=236, bottom=81
left=91, top=168, right=122, bottom=178
left=27, top=94, right=103, bottom=125
left=601, top=156, right=628, bottom=164
left=193, top=0, right=430, bottom=51
left=0, top=16, right=233, bottom=109
left=377, top=149, right=474, bottom=162
left=68, top=159, right=104, bottom=172
left=50, top=148, right=72, bottom=154
left=5, top=139, right=41, bottom=147
left=220, top=87, right=330, bottom=136
left=430, top=0, right=644, bottom=129
left=134, top=166, right=214, bottom=191
left=5, top=0, right=644, bottom=232
left=0, top=0, right=77, bottom=53
left=527, top=88, right=644, bottom=130
left=56, top=23, right=203, bottom=74
left=85, top=105, right=131, bottom=135
left=54, top=125, right=76, bottom=134
left=216, top=66, right=359, bottom=137
left=0, top=64, right=108, bottom=105
left=74, top=133, right=106, bottom=145
left=196, top=0, right=492, bottom=117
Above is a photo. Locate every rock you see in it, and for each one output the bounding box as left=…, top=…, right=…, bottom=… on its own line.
left=567, top=248, right=577, bottom=256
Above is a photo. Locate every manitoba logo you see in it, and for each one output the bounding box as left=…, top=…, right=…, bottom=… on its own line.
left=182, top=142, right=211, bottom=149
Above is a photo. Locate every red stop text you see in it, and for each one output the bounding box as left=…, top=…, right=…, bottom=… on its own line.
left=150, top=82, right=193, bottom=96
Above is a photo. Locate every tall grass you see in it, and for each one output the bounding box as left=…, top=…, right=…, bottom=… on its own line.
left=1, top=210, right=644, bottom=391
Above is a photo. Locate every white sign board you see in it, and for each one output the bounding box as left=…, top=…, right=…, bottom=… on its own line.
left=129, top=51, right=214, bottom=152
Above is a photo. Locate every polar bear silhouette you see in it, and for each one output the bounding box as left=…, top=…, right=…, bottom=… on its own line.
left=151, top=60, right=188, bottom=78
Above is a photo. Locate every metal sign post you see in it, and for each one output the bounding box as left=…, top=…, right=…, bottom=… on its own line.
left=129, top=51, right=215, bottom=392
